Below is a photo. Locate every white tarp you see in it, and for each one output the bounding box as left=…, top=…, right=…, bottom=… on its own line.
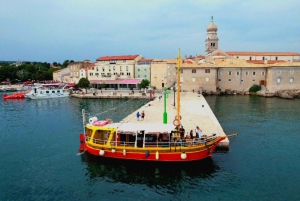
left=102, top=123, right=175, bottom=134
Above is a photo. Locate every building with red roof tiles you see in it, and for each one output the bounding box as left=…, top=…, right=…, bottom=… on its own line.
left=88, top=55, right=142, bottom=85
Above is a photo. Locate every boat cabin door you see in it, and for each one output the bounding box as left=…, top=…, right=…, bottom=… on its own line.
left=137, top=130, right=145, bottom=148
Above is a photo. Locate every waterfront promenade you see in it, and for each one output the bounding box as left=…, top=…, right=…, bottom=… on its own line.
left=72, top=89, right=229, bottom=148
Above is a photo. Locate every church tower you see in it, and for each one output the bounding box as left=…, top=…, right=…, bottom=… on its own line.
left=205, top=16, right=219, bottom=55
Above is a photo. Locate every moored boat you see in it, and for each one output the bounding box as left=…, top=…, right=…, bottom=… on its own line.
left=25, top=83, right=70, bottom=99
left=2, top=92, right=27, bottom=99
left=79, top=116, right=225, bottom=162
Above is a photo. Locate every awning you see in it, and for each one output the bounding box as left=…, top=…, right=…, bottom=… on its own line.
left=90, top=78, right=142, bottom=85
left=102, top=123, right=175, bottom=134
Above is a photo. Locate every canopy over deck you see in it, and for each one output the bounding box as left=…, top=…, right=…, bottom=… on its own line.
left=101, top=123, right=176, bottom=134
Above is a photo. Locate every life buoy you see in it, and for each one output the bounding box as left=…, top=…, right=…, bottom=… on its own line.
left=173, top=119, right=180, bottom=126
left=175, top=115, right=182, bottom=120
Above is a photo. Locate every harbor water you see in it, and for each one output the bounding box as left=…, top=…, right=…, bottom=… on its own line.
left=0, top=94, right=299, bottom=200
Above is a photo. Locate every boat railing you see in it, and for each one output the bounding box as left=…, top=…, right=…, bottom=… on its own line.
left=87, top=135, right=218, bottom=147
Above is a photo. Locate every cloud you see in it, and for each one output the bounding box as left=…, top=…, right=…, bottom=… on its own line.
left=0, top=0, right=299, bottom=62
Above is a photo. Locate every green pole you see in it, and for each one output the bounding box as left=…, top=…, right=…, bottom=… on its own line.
left=163, top=87, right=168, bottom=124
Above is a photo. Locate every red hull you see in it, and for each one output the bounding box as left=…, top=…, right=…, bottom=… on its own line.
left=2, top=93, right=25, bottom=99
left=81, top=137, right=225, bottom=162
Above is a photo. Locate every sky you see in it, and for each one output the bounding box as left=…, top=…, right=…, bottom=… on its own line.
left=1, top=0, right=300, bottom=63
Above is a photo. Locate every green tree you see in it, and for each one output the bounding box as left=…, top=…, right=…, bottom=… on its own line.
left=249, top=84, right=261, bottom=93
left=35, top=74, right=45, bottom=81
left=78, top=78, right=90, bottom=93
left=62, top=60, right=70, bottom=68
left=16, top=69, right=30, bottom=81
left=138, top=79, right=150, bottom=89
left=99, top=82, right=106, bottom=92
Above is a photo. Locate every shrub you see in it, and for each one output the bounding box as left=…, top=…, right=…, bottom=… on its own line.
left=249, top=84, right=261, bottom=92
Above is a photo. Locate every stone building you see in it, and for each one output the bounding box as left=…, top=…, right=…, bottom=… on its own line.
left=68, top=60, right=90, bottom=83
left=150, top=59, right=178, bottom=90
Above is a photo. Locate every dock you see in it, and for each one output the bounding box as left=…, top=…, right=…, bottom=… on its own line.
left=117, top=91, right=230, bottom=149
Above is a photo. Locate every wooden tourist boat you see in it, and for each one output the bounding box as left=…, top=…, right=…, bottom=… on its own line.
left=79, top=120, right=226, bottom=162
left=78, top=50, right=226, bottom=162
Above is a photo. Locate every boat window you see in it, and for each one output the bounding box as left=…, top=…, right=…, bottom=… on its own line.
left=46, top=91, right=49, bottom=94
left=85, top=128, right=93, bottom=141
left=52, top=91, right=55, bottom=93
left=57, top=90, right=60, bottom=93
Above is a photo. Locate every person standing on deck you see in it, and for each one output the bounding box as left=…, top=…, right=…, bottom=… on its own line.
left=195, top=126, right=202, bottom=138
left=189, top=130, right=194, bottom=139
left=180, top=125, right=185, bottom=139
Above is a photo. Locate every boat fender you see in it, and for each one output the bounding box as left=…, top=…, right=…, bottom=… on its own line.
left=181, top=152, right=187, bottom=160
left=173, top=119, right=180, bottom=126
left=155, top=151, right=159, bottom=160
left=123, top=149, right=126, bottom=156
left=99, top=149, right=105, bottom=156
left=146, top=150, right=150, bottom=158
left=112, top=148, right=116, bottom=153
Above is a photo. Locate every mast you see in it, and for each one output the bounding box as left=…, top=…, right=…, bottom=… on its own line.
left=176, top=49, right=181, bottom=124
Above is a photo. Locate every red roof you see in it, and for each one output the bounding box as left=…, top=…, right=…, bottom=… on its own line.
left=139, top=58, right=153, bottom=62
left=89, top=62, right=96, bottom=66
left=226, top=52, right=300, bottom=56
left=96, top=55, right=140, bottom=61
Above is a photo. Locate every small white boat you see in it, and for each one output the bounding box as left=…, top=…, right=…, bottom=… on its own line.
left=25, top=83, right=70, bottom=99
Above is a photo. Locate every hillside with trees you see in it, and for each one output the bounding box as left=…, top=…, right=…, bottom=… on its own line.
left=0, top=59, right=73, bottom=83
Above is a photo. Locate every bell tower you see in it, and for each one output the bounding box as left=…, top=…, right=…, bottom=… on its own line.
left=205, top=16, right=219, bottom=55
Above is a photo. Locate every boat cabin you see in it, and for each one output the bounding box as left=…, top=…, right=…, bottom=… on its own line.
left=85, top=123, right=177, bottom=148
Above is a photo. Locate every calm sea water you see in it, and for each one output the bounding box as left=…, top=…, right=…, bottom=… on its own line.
left=0, top=94, right=299, bottom=201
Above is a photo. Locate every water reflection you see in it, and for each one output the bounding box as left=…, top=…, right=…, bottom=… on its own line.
left=81, top=152, right=220, bottom=187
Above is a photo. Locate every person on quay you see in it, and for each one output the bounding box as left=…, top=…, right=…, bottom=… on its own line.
left=141, top=111, right=145, bottom=121
left=136, top=111, right=141, bottom=121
